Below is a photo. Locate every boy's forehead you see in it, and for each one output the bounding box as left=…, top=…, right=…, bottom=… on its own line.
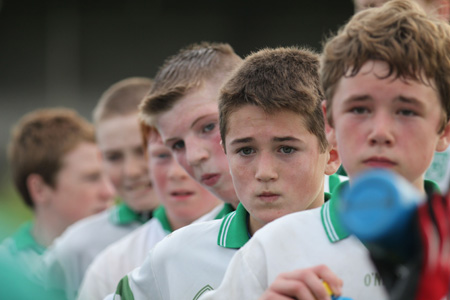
left=225, top=105, right=308, bottom=138
left=331, top=61, right=439, bottom=108
left=157, top=95, right=219, bottom=140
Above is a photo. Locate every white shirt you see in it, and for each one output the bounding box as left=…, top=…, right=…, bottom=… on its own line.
left=111, top=203, right=251, bottom=300
left=200, top=182, right=388, bottom=300
left=78, top=204, right=227, bottom=300
left=42, top=203, right=150, bottom=300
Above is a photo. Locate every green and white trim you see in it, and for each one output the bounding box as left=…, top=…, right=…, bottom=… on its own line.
left=217, top=203, right=250, bottom=249
left=109, top=202, right=154, bottom=225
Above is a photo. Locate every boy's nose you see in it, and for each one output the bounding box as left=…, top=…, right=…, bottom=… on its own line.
left=168, top=159, right=189, bottom=181
left=255, top=153, right=278, bottom=182
left=186, top=142, right=209, bottom=167
left=367, top=113, right=394, bottom=146
left=100, top=176, right=116, bottom=201
left=124, top=155, right=145, bottom=178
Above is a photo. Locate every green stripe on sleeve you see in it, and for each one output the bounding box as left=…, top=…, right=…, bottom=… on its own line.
left=114, top=275, right=135, bottom=300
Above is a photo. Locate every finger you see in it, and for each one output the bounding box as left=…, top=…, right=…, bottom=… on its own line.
left=269, top=275, right=317, bottom=300
left=274, top=265, right=342, bottom=299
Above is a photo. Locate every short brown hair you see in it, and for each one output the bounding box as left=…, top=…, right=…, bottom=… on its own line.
left=139, top=42, right=242, bottom=126
left=219, top=47, right=328, bottom=153
left=93, top=77, right=153, bottom=124
left=322, top=0, right=450, bottom=131
left=8, top=108, right=95, bottom=208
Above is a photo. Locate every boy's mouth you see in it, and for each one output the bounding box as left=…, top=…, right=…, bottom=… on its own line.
left=170, top=189, right=195, bottom=199
left=257, top=192, right=280, bottom=202
left=201, top=173, right=220, bottom=186
left=363, top=157, right=396, bottom=168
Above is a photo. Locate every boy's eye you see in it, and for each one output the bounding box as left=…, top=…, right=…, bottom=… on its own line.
left=134, top=147, right=144, bottom=157
left=397, top=109, right=417, bottom=117
left=203, top=123, right=215, bottom=133
left=350, top=107, right=369, bottom=114
left=157, top=152, right=171, bottom=160
left=105, top=153, right=122, bottom=162
left=172, top=140, right=185, bottom=151
left=237, top=147, right=254, bottom=156
left=279, top=146, right=295, bottom=154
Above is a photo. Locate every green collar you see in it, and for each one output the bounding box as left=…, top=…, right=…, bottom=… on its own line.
left=321, top=179, right=440, bottom=243
left=109, top=202, right=154, bottom=225
left=11, top=221, right=46, bottom=255
left=153, top=206, right=173, bottom=233
left=217, top=203, right=250, bottom=249
left=214, top=203, right=235, bottom=220
left=217, top=193, right=331, bottom=249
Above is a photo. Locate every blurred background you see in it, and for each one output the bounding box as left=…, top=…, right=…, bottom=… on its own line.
left=0, top=0, right=353, bottom=239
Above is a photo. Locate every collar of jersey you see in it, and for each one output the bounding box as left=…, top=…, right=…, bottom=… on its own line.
left=321, top=179, right=441, bottom=243
left=152, top=206, right=173, bottom=233
left=11, top=221, right=46, bottom=255
left=109, top=202, right=154, bottom=225
left=214, top=203, right=235, bottom=220
left=217, top=203, right=249, bottom=249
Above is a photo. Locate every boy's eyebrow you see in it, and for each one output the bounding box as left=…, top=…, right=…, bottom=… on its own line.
left=273, top=136, right=301, bottom=142
left=343, top=95, right=372, bottom=103
left=164, top=137, right=179, bottom=146
left=191, top=113, right=217, bottom=129
left=229, top=136, right=302, bottom=146
left=396, top=95, right=425, bottom=108
left=230, top=137, right=253, bottom=145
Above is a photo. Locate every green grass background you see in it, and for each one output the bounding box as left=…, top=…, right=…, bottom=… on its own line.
left=0, top=177, right=32, bottom=242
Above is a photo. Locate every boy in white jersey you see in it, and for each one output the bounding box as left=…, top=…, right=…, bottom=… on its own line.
left=42, top=77, right=161, bottom=300
left=0, top=108, right=114, bottom=297
left=199, top=1, right=450, bottom=299
left=76, top=126, right=221, bottom=299
left=112, top=45, right=341, bottom=299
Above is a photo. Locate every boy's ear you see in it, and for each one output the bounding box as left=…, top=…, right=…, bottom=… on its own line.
left=324, top=146, right=341, bottom=176
left=27, top=174, right=52, bottom=207
left=436, top=119, right=450, bottom=152
left=321, top=100, right=337, bottom=148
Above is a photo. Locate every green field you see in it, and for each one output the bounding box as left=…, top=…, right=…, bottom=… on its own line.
left=0, top=177, right=32, bottom=242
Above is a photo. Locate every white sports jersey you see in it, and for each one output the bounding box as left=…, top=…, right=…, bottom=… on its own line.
left=112, top=203, right=252, bottom=300
left=200, top=180, right=439, bottom=300
left=198, top=183, right=386, bottom=299
left=43, top=203, right=153, bottom=300
left=77, top=204, right=226, bottom=300
left=112, top=191, right=335, bottom=300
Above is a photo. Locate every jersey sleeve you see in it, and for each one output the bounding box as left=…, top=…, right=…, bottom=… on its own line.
left=77, top=256, right=112, bottom=300
left=113, top=249, right=164, bottom=300
left=199, top=236, right=268, bottom=300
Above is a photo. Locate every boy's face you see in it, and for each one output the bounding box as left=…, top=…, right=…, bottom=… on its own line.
left=157, top=81, right=239, bottom=208
left=48, top=142, right=114, bottom=227
left=225, top=105, right=338, bottom=234
left=147, top=134, right=221, bottom=226
left=328, top=60, right=450, bottom=192
left=96, top=114, right=159, bottom=212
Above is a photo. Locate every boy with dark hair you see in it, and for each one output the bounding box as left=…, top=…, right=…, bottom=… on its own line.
left=140, top=42, right=244, bottom=210
left=112, top=45, right=340, bottom=300
left=200, top=1, right=450, bottom=299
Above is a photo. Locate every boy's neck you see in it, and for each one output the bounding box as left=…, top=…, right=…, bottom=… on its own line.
left=32, top=213, right=67, bottom=247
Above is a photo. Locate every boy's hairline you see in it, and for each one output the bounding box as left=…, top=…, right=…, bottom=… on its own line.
left=140, top=78, right=223, bottom=127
